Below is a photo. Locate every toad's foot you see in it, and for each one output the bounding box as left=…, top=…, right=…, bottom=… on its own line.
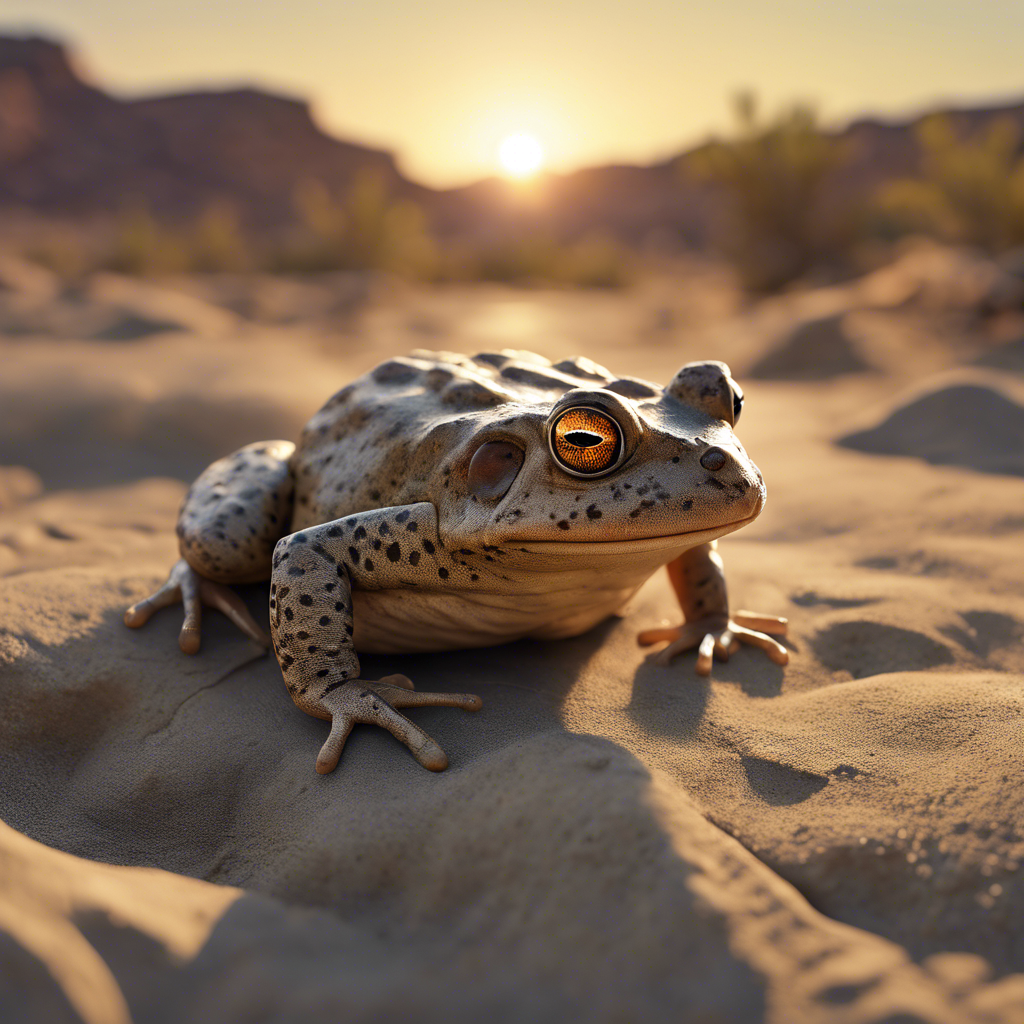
left=637, top=610, right=788, bottom=675
left=124, top=559, right=271, bottom=654
left=309, top=675, right=483, bottom=774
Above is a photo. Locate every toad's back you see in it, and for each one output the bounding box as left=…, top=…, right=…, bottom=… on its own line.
left=288, top=348, right=666, bottom=531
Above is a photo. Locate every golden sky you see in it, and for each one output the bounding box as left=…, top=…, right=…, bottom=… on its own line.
left=3, top=0, right=1024, bottom=188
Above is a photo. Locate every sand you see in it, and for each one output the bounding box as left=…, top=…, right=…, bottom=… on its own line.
left=1, top=260, right=1023, bottom=1023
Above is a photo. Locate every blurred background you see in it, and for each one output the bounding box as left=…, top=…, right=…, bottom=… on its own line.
left=0, top=0, right=1022, bottom=492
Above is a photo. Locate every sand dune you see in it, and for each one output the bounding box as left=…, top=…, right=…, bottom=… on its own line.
left=839, top=382, right=1024, bottom=477
left=748, top=313, right=875, bottom=380
left=1, top=266, right=1023, bottom=1022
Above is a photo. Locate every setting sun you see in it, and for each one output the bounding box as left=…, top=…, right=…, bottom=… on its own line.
left=498, top=133, right=544, bottom=178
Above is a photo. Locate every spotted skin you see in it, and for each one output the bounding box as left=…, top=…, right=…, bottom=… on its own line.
left=126, top=348, right=788, bottom=772
left=268, top=504, right=484, bottom=770
left=176, top=440, right=295, bottom=584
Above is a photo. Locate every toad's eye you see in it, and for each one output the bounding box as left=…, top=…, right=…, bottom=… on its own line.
left=468, top=441, right=524, bottom=499
left=551, top=408, right=622, bottom=475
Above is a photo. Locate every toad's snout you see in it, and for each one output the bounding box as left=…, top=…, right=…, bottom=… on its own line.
left=698, top=445, right=766, bottom=516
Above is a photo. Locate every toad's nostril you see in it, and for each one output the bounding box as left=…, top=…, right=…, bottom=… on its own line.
left=700, top=447, right=728, bottom=472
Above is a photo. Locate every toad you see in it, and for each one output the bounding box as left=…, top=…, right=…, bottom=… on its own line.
left=126, top=350, right=787, bottom=772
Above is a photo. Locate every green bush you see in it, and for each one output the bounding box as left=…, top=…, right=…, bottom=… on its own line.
left=469, top=232, right=629, bottom=288
left=190, top=202, right=250, bottom=272
left=686, top=91, right=853, bottom=292
left=94, top=176, right=630, bottom=288
left=273, top=173, right=440, bottom=278
left=105, top=200, right=191, bottom=275
left=875, top=114, right=1024, bottom=251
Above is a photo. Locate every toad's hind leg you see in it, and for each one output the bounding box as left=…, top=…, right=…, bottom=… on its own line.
left=125, top=440, right=295, bottom=652
left=270, top=506, right=482, bottom=773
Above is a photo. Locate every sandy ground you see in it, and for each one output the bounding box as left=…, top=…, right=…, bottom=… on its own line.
left=1, top=251, right=1023, bottom=1023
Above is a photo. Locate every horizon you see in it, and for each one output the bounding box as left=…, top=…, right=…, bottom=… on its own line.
left=2, top=1, right=1024, bottom=188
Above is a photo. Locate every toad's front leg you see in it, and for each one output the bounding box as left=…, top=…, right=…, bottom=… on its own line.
left=637, top=541, right=788, bottom=675
left=270, top=505, right=482, bottom=773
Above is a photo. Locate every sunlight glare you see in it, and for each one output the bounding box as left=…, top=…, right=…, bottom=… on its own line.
left=498, top=134, right=544, bottom=178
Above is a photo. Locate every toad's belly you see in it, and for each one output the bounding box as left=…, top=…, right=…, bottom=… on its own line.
left=351, top=583, right=641, bottom=654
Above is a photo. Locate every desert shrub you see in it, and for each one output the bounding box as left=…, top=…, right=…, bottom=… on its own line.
left=190, top=202, right=250, bottom=272
left=469, top=232, right=629, bottom=288
left=686, top=92, right=853, bottom=292
left=105, top=200, right=191, bottom=275
left=273, top=172, right=439, bottom=277
left=875, top=114, right=1024, bottom=251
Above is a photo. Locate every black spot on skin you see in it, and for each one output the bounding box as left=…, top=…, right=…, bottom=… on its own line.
left=405, top=522, right=418, bottom=532
left=293, top=533, right=308, bottom=544
left=324, top=582, right=335, bottom=591
left=321, top=680, right=346, bottom=697
left=682, top=500, right=693, bottom=510
left=705, top=476, right=727, bottom=491
left=396, top=510, right=410, bottom=523
left=379, top=523, right=390, bottom=535
left=284, top=608, right=294, bottom=621
left=671, top=456, right=680, bottom=463
left=348, top=547, right=360, bottom=564
left=365, top=559, right=375, bottom=572
left=317, top=669, right=329, bottom=677
left=459, top=549, right=474, bottom=555
left=470, top=573, right=479, bottom=581
left=299, top=595, right=313, bottom=606
left=386, top=542, right=401, bottom=562
left=297, top=631, right=310, bottom=640
left=557, top=520, right=570, bottom=531
left=312, top=543, right=336, bottom=563
left=423, top=539, right=435, bottom=554
left=354, top=526, right=367, bottom=540
left=586, top=505, right=602, bottom=520
left=372, top=539, right=382, bottom=550
left=409, top=550, right=421, bottom=566
left=287, top=566, right=306, bottom=576
left=319, top=616, right=331, bottom=626
left=308, top=645, right=318, bottom=653
left=335, top=602, right=344, bottom=611
left=438, top=567, right=449, bottom=579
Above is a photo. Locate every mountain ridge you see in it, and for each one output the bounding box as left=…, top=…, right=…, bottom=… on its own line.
left=1, top=34, right=1022, bottom=246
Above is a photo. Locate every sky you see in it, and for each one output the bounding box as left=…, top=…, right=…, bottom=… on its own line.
left=2, top=0, right=1024, bottom=189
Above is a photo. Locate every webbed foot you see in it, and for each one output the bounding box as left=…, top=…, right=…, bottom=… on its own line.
left=309, top=675, right=483, bottom=774
left=124, top=559, right=271, bottom=654
left=638, top=610, right=788, bottom=675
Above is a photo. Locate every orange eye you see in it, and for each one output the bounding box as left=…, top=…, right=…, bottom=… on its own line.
left=552, top=408, right=621, bottom=475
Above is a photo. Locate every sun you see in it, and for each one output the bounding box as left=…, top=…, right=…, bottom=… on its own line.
left=498, top=133, right=544, bottom=179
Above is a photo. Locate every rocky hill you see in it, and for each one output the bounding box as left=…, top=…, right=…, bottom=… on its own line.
left=1, top=34, right=1023, bottom=247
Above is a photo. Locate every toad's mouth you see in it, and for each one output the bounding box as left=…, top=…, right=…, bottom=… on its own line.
left=509, top=513, right=759, bottom=557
